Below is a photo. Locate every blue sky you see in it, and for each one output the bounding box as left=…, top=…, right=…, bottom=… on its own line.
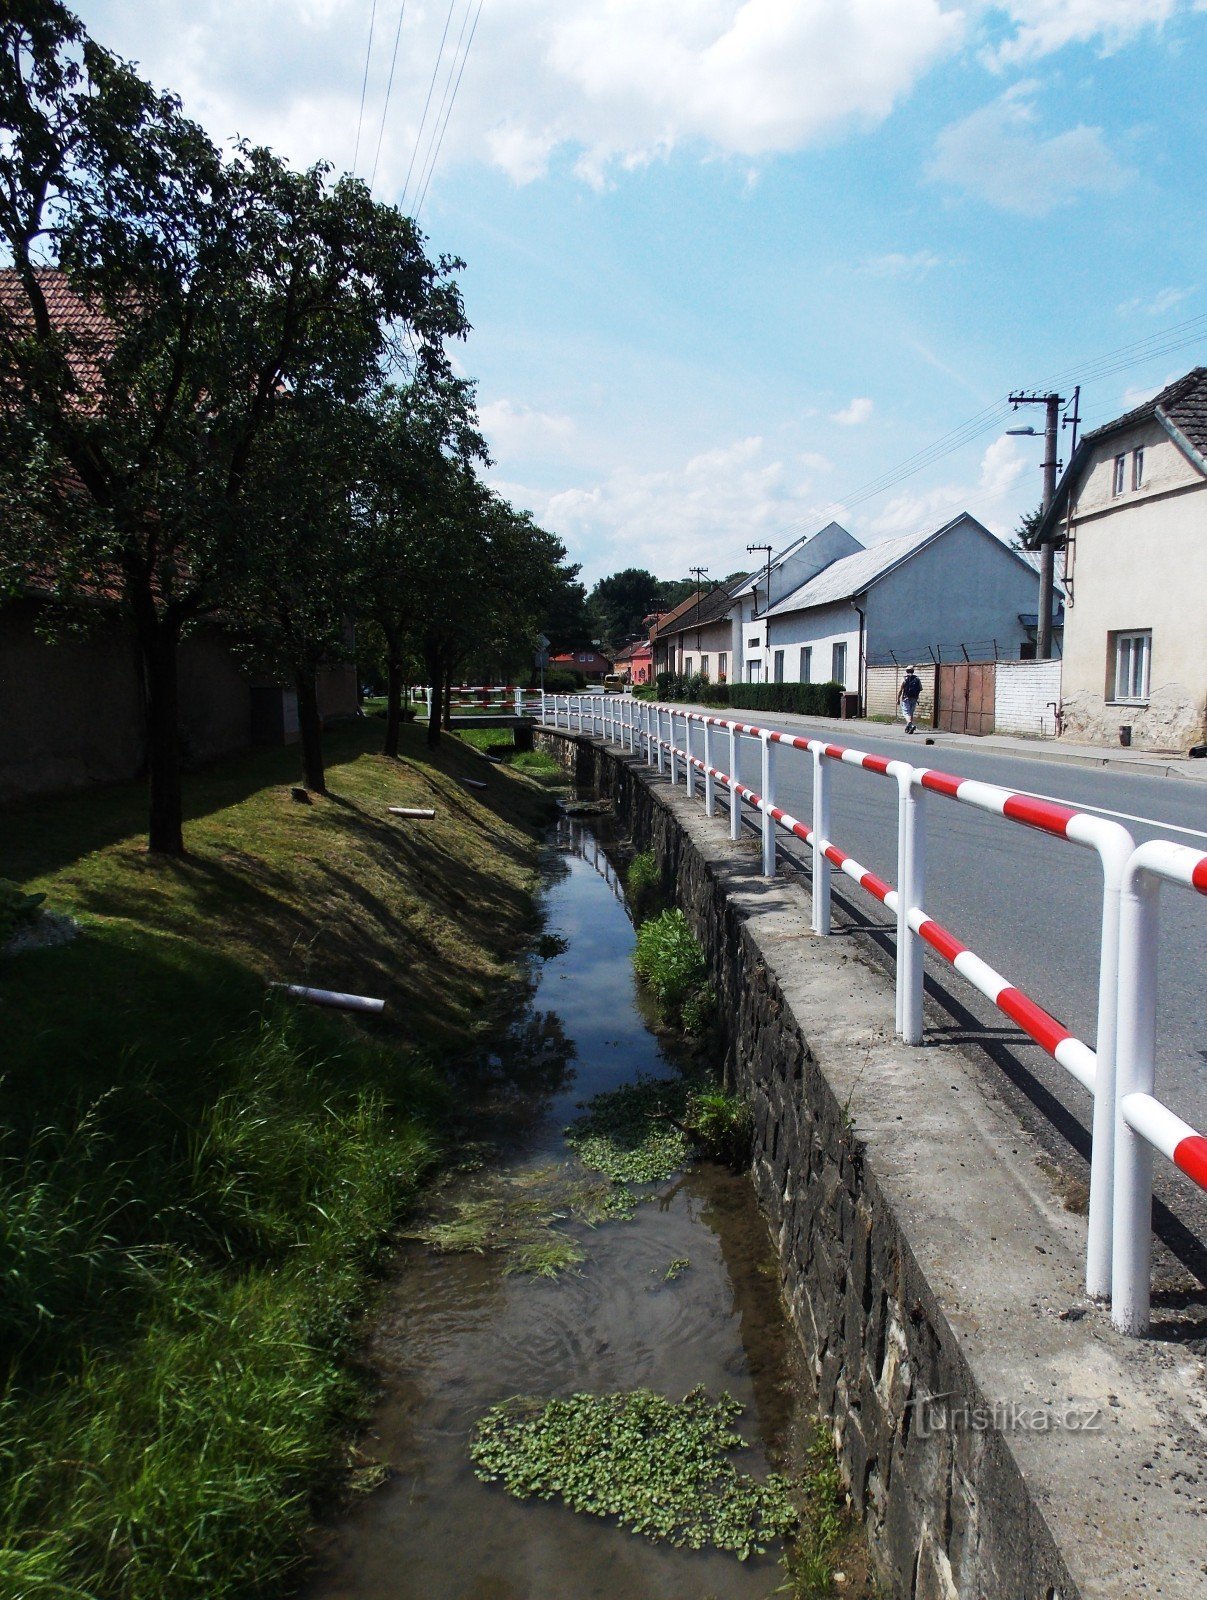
left=79, top=1, right=1207, bottom=584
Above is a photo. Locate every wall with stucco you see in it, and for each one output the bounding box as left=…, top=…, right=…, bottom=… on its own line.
left=1057, top=427, right=1206, bottom=750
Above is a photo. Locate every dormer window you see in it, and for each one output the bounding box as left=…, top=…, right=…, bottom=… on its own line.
left=1112, top=455, right=1126, bottom=496
left=1132, top=448, right=1145, bottom=490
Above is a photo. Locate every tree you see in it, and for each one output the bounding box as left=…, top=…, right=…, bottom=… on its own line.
left=0, top=4, right=466, bottom=849
left=1012, top=504, right=1043, bottom=551
left=585, top=567, right=663, bottom=649
left=542, top=558, right=590, bottom=654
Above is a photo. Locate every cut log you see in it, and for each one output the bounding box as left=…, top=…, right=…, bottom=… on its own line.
left=388, top=806, right=436, bottom=818
left=461, top=778, right=488, bottom=790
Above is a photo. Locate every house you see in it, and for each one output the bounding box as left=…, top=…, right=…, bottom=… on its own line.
left=612, top=638, right=653, bottom=685
left=1028, top=367, right=1207, bottom=751
left=757, top=512, right=1048, bottom=700
left=550, top=648, right=613, bottom=681
left=650, top=583, right=742, bottom=681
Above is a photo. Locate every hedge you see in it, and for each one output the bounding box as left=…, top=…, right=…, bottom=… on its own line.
left=653, top=673, right=843, bottom=718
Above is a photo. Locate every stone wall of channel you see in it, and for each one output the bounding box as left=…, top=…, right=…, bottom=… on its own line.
left=537, top=727, right=1078, bottom=1600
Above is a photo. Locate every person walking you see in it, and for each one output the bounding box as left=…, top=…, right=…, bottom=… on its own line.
left=898, top=665, right=923, bottom=734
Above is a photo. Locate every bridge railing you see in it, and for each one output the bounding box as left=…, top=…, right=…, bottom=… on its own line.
left=538, top=692, right=1206, bottom=1334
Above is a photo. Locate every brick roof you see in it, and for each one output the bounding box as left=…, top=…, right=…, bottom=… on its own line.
left=1082, top=366, right=1207, bottom=458
left=0, top=268, right=117, bottom=400
left=650, top=584, right=735, bottom=639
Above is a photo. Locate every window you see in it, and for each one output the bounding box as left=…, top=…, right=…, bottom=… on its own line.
left=718, top=652, right=728, bottom=682
left=1132, top=448, right=1145, bottom=490
left=684, top=656, right=694, bottom=676
left=800, top=646, right=812, bottom=683
left=747, top=633, right=761, bottom=651
left=1112, top=630, right=1151, bottom=703
left=832, top=642, right=847, bottom=685
left=700, top=654, right=709, bottom=679
left=748, top=659, right=762, bottom=683
left=773, top=649, right=785, bottom=683
left=1112, top=455, right=1126, bottom=496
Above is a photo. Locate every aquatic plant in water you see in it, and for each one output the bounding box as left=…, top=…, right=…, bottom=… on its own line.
left=565, top=1076, right=694, bottom=1184
left=470, top=1387, right=797, bottom=1560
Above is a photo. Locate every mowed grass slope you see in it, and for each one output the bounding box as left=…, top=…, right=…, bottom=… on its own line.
left=0, top=718, right=557, bottom=1599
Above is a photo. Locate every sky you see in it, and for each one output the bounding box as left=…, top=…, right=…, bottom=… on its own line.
left=77, top=0, right=1207, bottom=586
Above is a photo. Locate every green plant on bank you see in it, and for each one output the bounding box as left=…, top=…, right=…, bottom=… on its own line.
left=470, top=1387, right=798, bottom=1560
left=687, top=1090, right=754, bottom=1169
left=625, top=849, right=664, bottom=921
left=632, top=907, right=713, bottom=1031
left=0, top=716, right=552, bottom=1599
left=456, top=728, right=565, bottom=787
left=779, top=1432, right=850, bottom=1598
left=0, top=878, right=45, bottom=944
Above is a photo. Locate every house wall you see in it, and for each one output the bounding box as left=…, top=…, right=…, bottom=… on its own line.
left=764, top=600, right=861, bottom=689
left=864, top=517, right=1039, bottom=666
left=865, top=664, right=937, bottom=725
left=0, top=602, right=255, bottom=802
left=1058, top=434, right=1206, bottom=748
left=994, top=660, right=1063, bottom=738
left=673, top=617, right=736, bottom=680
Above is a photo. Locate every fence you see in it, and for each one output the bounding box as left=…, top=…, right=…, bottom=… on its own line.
left=539, top=690, right=1205, bottom=1336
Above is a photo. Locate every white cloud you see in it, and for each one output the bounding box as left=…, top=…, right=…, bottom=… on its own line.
left=490, top=433, right=832, bottom=583
left=478, top=398, right=575, bottom=460
left=85, top=0, right=966, bottom=197
left=860, top=250, right=944, bottom=278
left=853, top=433, right=1032, bottom=542
left=832, top=397, right=874, bottom=426
left=928, top=82, right=1128, bottom=215
left=986, top=0, right=1180, bottom=67
left=1116, top=286, right=1193, bottom=317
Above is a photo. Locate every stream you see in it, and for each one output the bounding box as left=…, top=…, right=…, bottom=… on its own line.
left=303, top=815, right=851, bottom=1600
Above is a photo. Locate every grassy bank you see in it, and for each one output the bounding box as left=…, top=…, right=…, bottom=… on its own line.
left=0, top=719, right=557, bottom=1598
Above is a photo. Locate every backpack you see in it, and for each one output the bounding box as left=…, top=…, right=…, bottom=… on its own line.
left=902, top=672, right=922, bottom=699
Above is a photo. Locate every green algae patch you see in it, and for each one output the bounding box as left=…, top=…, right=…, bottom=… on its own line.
left=470, top=1387, right=797, bottom=1560
left=564, top=1076, right=694, bottom=1185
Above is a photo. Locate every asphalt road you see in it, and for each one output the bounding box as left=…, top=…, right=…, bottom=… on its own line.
left=673, top=710, right=1207, bottom=1279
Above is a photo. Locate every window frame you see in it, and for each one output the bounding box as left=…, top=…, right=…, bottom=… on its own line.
left=1132, top=448, right=1145, bottom=490
left=718, top=651, right=728, bottom=682
left=1110, top=629, right=1152, bottom=704
left=773, top=649, right=785, bottom=683
left=831, top=641, right=847, bottom=685
left=1112, top=454, right=1126, bottom=496
left=800, top=645, right=812, bottom=683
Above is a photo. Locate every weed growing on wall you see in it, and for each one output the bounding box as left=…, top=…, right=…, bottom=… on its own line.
left=624, top=850, right=663, bottom=921
left=470, top=1387, right=798, bottom=1559
left=632, top=908, right=714, bottom=1031
left=687, top=1091, right=753, bottom=1169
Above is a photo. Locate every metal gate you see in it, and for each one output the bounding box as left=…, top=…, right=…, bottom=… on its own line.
left=935, top=662, right=996, bottom=735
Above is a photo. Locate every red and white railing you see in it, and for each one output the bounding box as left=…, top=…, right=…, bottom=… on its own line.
left=536, top=692, right=1207, bottom=1334
left=1111, top=840, right=1207, bottom=1333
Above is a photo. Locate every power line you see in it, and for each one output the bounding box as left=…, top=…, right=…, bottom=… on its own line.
left=351, top=0, right=379, bottom=177
left=369, top=2, right=407, bottom=193
left=414, top=0, right=484, bottom=220
left=400, top=0, right=458, bottom=210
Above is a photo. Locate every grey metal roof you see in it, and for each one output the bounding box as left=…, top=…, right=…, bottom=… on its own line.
left=729, top=522, right=847, bottom=598
left=763, top=522, right=943, bottom=616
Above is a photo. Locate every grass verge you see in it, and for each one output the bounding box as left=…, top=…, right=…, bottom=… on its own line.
left=0, top=717, right=555, bottom=1599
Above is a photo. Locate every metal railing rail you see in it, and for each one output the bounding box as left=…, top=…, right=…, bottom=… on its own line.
left=1111, top=840, right=1207, bottom=1334
left=544, top=692, right=1145, bottom=1306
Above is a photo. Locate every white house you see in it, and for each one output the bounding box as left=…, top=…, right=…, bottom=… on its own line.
left=755, top=512, right=1046, bottom=698
left=1029, top=366, right=1207, bottom=751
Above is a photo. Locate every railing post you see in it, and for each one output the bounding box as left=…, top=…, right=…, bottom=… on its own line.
left=811, top=745, right=831, bottom=935
left=1112, top=866, right=1160, bottom=1335
left=685, top=715, right=696, bottom=800
left=896, top=771, right=925, bottom=1046
left=515, top=685, right=522, bottom=715
left=1084, top=830, right=1132, bottom=1302
left=729, top=725, right=741, bottom=840
left=656, top=706, right=666, bottom=775
left=760, top=731, right=777, bottom=878
left=703, top=719, right=715, bottom=816
left=669, top=709, right=679, bottom=785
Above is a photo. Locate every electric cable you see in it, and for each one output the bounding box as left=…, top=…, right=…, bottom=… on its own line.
left=414, top=0, right=484, bottom=221
left=401, top=0, right=458, bottom=210
left=351, top=0, right=378, bottom=177
left=369, top=1, right=407, bottom=193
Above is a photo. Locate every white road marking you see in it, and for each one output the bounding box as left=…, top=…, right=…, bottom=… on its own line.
left=1008, top=786, right=1207, bottom=842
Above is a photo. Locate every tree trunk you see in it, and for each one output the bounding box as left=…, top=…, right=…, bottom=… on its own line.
left=426, top=674, right=443, bottom=749
left=384, top=653, right=402, bottom=759
left=295, top=667, right=327, bottom=793
left=141, top=615, right=185, bottom=855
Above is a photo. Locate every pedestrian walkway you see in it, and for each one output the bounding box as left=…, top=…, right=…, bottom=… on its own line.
left=667, top=700, right=1207, bottom=782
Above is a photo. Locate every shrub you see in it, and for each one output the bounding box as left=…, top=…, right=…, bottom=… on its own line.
left=542, top=668, right=586, bottom=693
left=633, top=909, right=709, bottom=1026
left=686, top=1090, right=752, bottom=1167
left=725, top=681, right=843, bottom=717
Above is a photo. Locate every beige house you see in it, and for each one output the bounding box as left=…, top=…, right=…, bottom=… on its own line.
left=1030, top=367, right=1207, bottom=751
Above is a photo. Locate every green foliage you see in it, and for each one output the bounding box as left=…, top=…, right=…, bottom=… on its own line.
left=566, top=1075, right=694, bottom=1186
left=625, top=849, right=663, bottom=920
left=633, top=908, right=710, bottom=1027
left=542, top=667, right=587, bottom=692
left=662, top=1257, right=690, bottom=1281
left=780, top=1433, right=849, bottom=1597
left=470, top=1387, right=797, bottom=1559
left=680, top=986, right=718, bottom=1036
left=725, top=682, right=844, bottom=717
left=0, top=879, right=45, bottom=944
left=686, top=1090, right=753, bottom=1168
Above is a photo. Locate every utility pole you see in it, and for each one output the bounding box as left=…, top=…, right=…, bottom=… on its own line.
left=746, top=544, right=772, bottom=616
left=689, top=565, right=708, bottom=653
left=1008, top=390, right=1064, bottom=659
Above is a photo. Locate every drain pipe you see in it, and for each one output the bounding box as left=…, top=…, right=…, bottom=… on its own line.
left=853, top=600, right=867, bottom=715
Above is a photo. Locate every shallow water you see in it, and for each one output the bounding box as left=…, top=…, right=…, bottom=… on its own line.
left=304, top=818, right=818, bottom=1600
